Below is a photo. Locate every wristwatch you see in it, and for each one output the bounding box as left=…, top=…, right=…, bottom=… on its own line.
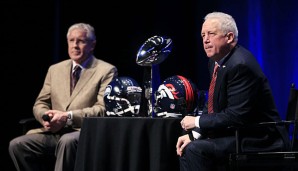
left=67, top=112, right=72, bottom=119
left=66, top=111, right=73, bottom=126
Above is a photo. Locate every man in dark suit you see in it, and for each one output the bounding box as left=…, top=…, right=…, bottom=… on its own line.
left=176, top=12, right=289, bottom=171
left=9, top=23, right=118, bottom=171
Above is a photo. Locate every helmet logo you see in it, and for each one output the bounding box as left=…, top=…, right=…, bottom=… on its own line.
left=104, top=85, right=112, bottom=96
left=170, top=103, right=176, bottom=109
left=165, top=83, right=179, bottom=99
left=127, top=86, right=142, bottom=93
left=156, top=84, right=174, bottom=99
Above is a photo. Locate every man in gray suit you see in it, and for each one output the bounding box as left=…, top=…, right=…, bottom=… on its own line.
left=9, top=23, right=118, bottom=171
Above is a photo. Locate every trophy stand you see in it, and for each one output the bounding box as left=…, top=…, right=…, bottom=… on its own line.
left=136, top=36, right=172, bottom=117
left=142, top=65, right=160, bottom=117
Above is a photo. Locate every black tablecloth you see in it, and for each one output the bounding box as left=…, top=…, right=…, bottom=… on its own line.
left=74, top=117, right=183, bottom=171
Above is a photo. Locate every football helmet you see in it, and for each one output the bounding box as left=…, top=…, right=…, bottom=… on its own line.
left=104, top=76, right=142, bottom=117
left=154, top=75, right=199, bottom=118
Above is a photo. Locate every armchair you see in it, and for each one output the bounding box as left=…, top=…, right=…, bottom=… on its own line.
left=229, top=83, right=298, bottom=171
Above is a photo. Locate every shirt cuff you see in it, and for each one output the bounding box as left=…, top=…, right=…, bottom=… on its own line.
left=192, top=130, right=202, bottom=139
left=195, top=116, right=200, bottom=128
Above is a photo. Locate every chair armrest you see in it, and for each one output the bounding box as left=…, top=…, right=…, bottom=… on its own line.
left=19, top=117, right=36, bottom=125
left=19, top=117, right=42, bottom=135
left=231, top=120, right=294, bottom=129
left=231, top=120, right=296, bottom=154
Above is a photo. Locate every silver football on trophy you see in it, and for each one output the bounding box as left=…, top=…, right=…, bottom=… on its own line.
left=136, top=35, right=173, bottom=66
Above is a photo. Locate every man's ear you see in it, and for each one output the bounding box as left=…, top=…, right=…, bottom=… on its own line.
left=226, top=32, right=235, bottom=43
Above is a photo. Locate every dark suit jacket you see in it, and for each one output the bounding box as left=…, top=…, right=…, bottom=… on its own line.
left=31, top=56, right=118, bottom=133
left=198, top=45, right=289, bottom=153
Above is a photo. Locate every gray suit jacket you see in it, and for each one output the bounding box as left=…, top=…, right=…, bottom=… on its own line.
left=31, top=56, right=118, bottom=133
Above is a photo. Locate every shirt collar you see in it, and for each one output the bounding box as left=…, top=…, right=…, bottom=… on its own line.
left=72, top=56, right=92, bottom=70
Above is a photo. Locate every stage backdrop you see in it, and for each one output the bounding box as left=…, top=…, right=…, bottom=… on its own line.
left=2, top=0, right=298, bottom=170
left=213, top=0, right=298, bottom=119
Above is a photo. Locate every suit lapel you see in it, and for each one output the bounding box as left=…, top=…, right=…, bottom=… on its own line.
left=214, top=66, right=222, bottom=111
left=55, top=61, right=73, bottom=110
left=70, top=67, right=96, bottom=99
left=214, top=59, right=229, bottom=112
left=213, top=46, right=237, bottom=111
left=69, top=57, right=96, bottom=102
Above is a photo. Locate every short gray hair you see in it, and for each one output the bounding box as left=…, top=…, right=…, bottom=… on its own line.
left=66, top=23, right=96, bottom=41
left=204, top=12, right=238, bottom=42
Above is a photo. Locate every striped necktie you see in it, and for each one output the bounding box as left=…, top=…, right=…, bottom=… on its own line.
left=71, top=65, right=82, bottom=95
left=208, top=63, right=219, bottom=114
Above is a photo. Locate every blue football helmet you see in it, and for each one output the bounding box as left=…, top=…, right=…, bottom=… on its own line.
left=154, top=75, right=199, bottom=118
left=104, top=76, right=142, bottom=116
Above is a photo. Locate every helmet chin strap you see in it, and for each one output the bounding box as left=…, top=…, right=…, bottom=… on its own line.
left=106, top=95, right=140, bottom=116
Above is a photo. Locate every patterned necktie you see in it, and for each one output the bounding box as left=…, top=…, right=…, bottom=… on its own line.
left=208, top=63, right=219, bottom=114
left=71, top=65, right=82, bottom=95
